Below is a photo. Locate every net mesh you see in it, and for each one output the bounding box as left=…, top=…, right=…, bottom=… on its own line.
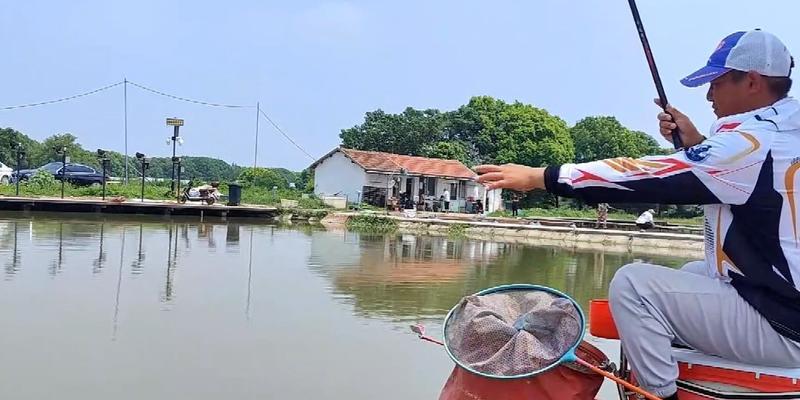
left=444, top=289, right=582, bottom=377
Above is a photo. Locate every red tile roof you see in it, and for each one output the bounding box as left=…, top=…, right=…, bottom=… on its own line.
left=312, top=147, right=477, bottom=180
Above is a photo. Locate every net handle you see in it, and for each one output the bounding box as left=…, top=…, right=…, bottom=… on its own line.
left=573, top=358, right=660, bottom=400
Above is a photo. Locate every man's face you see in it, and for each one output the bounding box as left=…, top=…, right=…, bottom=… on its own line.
left=705, top=71, right=755, bottom=118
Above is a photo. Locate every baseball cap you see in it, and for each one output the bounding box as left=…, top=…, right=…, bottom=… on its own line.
left=681, top=30, right=794, bottom=87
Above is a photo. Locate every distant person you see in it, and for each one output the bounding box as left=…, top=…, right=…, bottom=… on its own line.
left=511, top=193, right=520, bottom=217
left=635, top=209, right=655, bottom=230
left=442, top=189, right=450, bottom=212
left=595, top=203, right=609, bottom=229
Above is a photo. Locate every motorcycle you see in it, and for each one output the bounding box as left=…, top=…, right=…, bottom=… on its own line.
left=178, top=185, right=219, bottom=205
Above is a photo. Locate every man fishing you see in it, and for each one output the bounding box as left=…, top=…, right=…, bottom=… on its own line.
left=475, top=30, right=800, bottom=399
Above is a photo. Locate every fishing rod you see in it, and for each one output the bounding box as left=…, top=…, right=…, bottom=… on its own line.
left=628, top=0, right=684, bottom=150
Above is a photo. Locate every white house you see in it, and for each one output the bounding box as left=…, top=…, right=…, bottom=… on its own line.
left=310, top=147, right=503, bottom=213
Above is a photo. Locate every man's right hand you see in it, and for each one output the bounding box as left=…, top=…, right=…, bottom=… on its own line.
left=655, top=99, right=705, bottom=148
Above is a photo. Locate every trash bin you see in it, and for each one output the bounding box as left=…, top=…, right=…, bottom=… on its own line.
left=228, top=183, right=242, bottom=206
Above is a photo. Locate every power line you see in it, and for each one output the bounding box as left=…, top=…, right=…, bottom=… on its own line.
left=0, top=81, right=124, bottom=110
left=258, top=108, right=315, bottom=161
left=1, top=78, right=316, bottom=162
left=127, top=80, right=252, bottom=109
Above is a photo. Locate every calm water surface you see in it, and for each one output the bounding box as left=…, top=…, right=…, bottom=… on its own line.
left=0, top=212, right=693, bottom=399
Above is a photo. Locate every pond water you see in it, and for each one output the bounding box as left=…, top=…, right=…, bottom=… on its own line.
left=0, top=212, right=693, bottom=399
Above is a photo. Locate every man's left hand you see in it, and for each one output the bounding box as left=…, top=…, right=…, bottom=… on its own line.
left=474, top=164, right=546, bottom=191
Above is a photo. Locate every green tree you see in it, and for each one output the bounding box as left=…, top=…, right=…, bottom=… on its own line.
left=238, top=167, right=288, bottom=189
left=630, top=130, right=666, bottom=156
left=297, top=168, right=314, bottom=193
left=448, top=96, right=574, bottom=166
left=340, top=97, right=575, bottom=168
left=30, top=133, right=99, bottom=168
left=421, top=141, right=471, bottom=165
left=570, top=116, right=662, bottom=163
left=0, top=128, right=41, bottom=168
left=270, top=168, right=300, bottom=185
left=340, top=107, right=445, bottom=155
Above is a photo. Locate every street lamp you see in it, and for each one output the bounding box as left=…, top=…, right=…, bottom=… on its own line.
left=14, top=143, right=25, bottom=197
left=54, top=146, right=67, bottom=199
left=166, top=117, right=184, bottom=196
left=173, top=156, right=183, bottom=202
left=97, top=149, right=111, bottom=200
left=136, top=152, right=149, bottom=202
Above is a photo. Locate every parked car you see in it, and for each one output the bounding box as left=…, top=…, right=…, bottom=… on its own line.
left=0, top=162, right=12, bottom=184
left=12, top=162, right=107, bottom=186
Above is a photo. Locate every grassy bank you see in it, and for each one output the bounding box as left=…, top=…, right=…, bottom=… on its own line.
left=345, top=214, right=398, bottom=233
left=490, top=207, right=703, bottom=226
left=0, top=181, right=173, bottom=200
left=0, top=181, right=327, bottom=208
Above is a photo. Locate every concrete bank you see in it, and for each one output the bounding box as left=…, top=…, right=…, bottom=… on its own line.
left=323, top=212, right=705, bottom=257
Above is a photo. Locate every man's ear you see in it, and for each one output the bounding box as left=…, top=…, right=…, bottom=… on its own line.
left=746, top=70, right=764, bottom=93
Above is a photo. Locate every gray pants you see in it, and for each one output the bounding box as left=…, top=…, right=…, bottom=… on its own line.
left=608, top=261, right=800, bottom=397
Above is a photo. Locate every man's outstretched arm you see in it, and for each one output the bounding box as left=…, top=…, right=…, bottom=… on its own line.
left=476, top=127, right=769, bottom=205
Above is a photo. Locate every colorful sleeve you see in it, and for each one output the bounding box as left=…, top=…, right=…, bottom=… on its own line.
left=544, top=129, right=770, bottom=205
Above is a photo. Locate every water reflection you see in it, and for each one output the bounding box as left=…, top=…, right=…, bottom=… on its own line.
left=226, top=223, right=240, bottom=250
left=132, top=224, right=145, bottom=275
left=0, top=213, right=692, bottom=321
left=309, top=230, right=692, bottom=322
left=163, top=224, right=179, bottom=303
left=49, top=223, right=65, bottom=275
left=245, top=227, right=254, bottom=319
left=112, top=228, right=126, bottom=340
left=0, top=212, right=694, bottom=400
left=198, top=223, right=216, bottom=249
left=93, top=223, right=107, bottom=274
left=3, top=221, right=21, bottom=278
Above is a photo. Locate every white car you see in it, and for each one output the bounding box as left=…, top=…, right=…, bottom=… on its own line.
left=0, top=162, right=12, bottom=185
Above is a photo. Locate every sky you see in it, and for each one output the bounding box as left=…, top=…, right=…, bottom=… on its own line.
left=1, top=0, right=798, bottom=172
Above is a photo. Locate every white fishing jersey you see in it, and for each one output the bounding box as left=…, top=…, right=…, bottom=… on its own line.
left=544, top=97, right=800, bottom=342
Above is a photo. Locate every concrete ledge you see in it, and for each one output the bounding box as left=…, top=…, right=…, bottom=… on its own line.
left=334, top=212, right=704, bottom=257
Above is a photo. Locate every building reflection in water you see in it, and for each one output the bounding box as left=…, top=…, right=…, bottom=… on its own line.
left=307, top=230, right=680, bottom=322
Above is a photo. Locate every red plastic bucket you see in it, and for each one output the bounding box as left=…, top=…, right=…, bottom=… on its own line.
left=439, top=341, right=607, bottom=400
left=589, top=299, right=620, bottom=339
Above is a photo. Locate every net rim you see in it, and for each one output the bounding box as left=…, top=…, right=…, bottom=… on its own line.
left=442, top=283, right=587, bottom=380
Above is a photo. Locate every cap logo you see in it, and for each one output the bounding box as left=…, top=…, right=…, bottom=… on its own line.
left=715, top=40, right=725, bottom=51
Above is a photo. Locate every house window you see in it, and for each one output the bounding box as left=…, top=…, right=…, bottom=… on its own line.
left=425, top=177, right=437, bottom=196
